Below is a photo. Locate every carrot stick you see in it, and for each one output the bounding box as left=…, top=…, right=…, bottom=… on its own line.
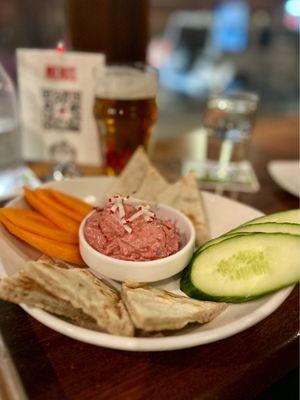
left=0, top=208, right=78, bottom=244
left=0, top=208, right=56, bottom=226
left=0, top=213, right=84, bottom=266
left=35, top=189, right=85, bottom=222
left=48, top=188, right=93, bottom=215
left=24, top=187, right=79, bottom=235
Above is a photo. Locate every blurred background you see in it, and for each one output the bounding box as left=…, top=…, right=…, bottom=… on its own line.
left=0, top=0, right=298, bottom=141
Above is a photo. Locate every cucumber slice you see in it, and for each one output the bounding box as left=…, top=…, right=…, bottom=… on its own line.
left=197, top=216, right=300, bottom=254
left=244, top=209, right=300, bottom=226
left=181, top=233, right=300, bottom=302
left=229, top=222, right=300, bottom=235
left=196, top=232, right=246, bottom=253
left=197, top=223, right=300, bottom=253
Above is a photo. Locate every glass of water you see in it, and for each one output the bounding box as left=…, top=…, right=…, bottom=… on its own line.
left=183, top=91, right=259, bottom=192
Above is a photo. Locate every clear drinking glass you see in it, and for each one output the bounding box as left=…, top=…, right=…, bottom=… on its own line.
left=183, top=91, right=259, bottom=192
left=93, top=63, right=158, bottom=175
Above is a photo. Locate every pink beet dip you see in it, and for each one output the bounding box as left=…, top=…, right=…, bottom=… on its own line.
left=84, top=196, right=181, bottom=261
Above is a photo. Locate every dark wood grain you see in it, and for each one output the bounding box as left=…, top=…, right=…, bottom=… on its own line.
left=66, top=0, right=149, bottom=63
left=1, top=116, right=299, bottom=400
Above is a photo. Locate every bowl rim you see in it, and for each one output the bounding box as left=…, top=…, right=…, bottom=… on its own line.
left=79, top=202, right=196, bottom=268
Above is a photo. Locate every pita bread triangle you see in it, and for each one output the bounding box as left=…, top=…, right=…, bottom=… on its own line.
left=24, top=259, right=134, bottom=336
left=0, top=267, right=99, bottom=330
left=105, top=146, right=151, bottom=197
left=122, top=282, right=227, bottom=332
left=157, top=171, right=210, bottom=245
left=134, top=164, right=168, bottom=202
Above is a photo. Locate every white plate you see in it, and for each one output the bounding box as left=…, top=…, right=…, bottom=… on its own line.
left=268, top=160, right=300, bottom=198
left=0, top=177, right=294, bottom=351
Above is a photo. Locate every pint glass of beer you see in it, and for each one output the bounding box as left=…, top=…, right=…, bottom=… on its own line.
left=94, top=63, right=158, bottom=174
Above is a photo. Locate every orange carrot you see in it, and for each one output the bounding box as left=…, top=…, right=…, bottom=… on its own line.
left=24, top=187, right=79, bottom=235
left=0, top=208, right=56, bottom=226
left=0, top=208, right=78, bottom=244
left=35, top=189, right=85, bottom=222
left=0, top=213, right=84, bottom=266
left=48, top=188, right=93, bottom=215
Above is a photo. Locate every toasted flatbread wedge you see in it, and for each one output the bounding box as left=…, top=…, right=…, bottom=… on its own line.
left=0, top=269, right=98, bottom=330
left=38, top=254, right=69, bottom=268
left=106, top=146, right=150, bottom=197
left=122, top=282, right=227, bottom=332
left=134, top=164, right=169, bottom=202
left=25, top=259, right=134, bottom=337
left=157, top=171, right=210, bottom=245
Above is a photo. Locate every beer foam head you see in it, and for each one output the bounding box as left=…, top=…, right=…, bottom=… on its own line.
left=95, top=66, right=158, bottom=100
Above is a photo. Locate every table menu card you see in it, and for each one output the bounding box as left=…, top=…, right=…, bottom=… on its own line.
left=17, top=49, right=105, bottom=165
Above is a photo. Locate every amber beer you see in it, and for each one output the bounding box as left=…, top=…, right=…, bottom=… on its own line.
left=94, top=64, right=158, bottom=174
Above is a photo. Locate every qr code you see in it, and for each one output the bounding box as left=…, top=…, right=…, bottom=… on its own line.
left=42, top=89, right=81, bottom=131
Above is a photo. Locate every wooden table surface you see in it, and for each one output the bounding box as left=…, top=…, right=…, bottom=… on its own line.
left=0, top=116, right=299, bottom=400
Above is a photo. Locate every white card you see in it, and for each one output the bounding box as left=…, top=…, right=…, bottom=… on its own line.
left=17, top=49, right=105, bottom=165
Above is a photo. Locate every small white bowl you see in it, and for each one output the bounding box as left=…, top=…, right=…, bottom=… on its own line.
left=79, top=203, right=195, bottom=282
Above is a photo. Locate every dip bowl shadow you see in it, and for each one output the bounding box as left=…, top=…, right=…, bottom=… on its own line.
left=79, top=203, right=196, bottom=282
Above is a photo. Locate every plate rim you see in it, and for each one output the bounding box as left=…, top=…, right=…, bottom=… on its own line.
left=268, top=160, right=300, bottom=198
left=1, top=176, right=294, bottom=351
